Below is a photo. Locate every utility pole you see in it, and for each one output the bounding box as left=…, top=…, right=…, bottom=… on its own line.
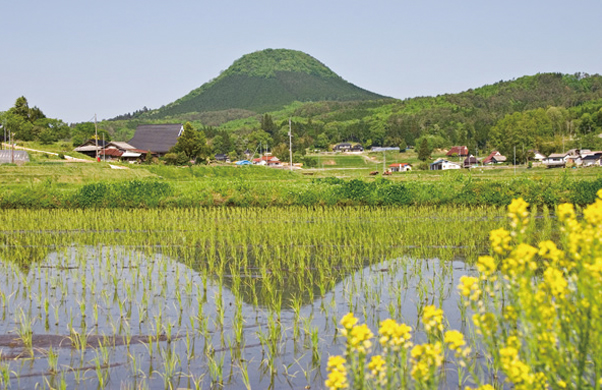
left=11, top=132, right=15, bottom=164
left=288, top=118, right=293, bottom=171
left=94, top=114, right=99, bottom=162
left=514, top=145, right=516, bottom=175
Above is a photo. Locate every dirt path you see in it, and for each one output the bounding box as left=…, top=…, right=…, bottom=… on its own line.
left=1, top=143, right=92, bottom=163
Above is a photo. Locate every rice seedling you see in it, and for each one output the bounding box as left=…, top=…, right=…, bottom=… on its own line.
left=1, top=202, right=557, bottom=388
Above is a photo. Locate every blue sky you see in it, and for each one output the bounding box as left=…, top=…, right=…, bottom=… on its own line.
left=2, top=0, right=601, bottom=123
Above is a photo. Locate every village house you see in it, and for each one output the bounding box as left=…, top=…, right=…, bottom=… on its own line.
left=582, top=153, right=602, bottom=167
left=333, top=143, right=363, bottom=152
left=430, top=158, right=461, bottom=171
left=482, top=151, right=507, bottom=165
left=389, top=163, right=411, bottom=172
left=98, top=141, right=147, bottom=162
left=214, top=153, right=229, bottom=162
left=463, top=155, right=479, bottom=168
left=528, top=150, right=546, bottom=162
left=128, top=124, right=183, bottom=157
left=73, top=139, right=110, bottom=158
left=252, top=155, right=280, bottom=165
left=544, top=153, right=569, bottom=168
left=446, top=146, right=469, bottom=157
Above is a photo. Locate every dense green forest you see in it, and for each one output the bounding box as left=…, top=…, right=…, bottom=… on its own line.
left=2, top=48, right=602, bottom=164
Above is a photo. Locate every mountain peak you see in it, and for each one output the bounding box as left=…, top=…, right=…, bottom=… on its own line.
left=146, top=49, right=385, bottom=118
left=224, top=49, right=339, bottom=79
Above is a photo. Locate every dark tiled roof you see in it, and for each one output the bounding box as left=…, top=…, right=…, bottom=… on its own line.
left=128, top=124, right=183, bottom=154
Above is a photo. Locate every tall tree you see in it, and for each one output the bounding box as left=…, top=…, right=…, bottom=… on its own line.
left=417, top=138, right=431, bottom=162
left=170, top=122, right=210, bottom=161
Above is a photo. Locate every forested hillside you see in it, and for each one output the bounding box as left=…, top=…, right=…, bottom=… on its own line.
left=100, top=72, right=602, bottom=164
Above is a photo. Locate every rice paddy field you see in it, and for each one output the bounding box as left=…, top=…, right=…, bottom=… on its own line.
left=2, top=161, right=602, bottom=389
left=0, top=203, right=568, bottom=389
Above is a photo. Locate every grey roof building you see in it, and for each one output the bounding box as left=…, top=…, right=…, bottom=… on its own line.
left=128, top=124, right=183, bottom=155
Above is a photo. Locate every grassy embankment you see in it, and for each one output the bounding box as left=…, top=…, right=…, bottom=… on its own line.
left=1, top=157, right=602, bottom=208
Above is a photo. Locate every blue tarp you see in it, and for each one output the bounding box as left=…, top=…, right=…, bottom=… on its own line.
left=235, top=160, right=252, bottom=165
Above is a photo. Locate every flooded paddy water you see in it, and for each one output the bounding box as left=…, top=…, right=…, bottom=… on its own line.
left=0, top=206, right=557, bottom=389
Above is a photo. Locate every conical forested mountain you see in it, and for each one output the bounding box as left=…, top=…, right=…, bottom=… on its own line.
left=148, top=49, right=386, bottom=118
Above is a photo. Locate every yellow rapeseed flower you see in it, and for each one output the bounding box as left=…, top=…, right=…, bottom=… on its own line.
left=368, top=354, right=387, bottom=384
left=410, top=342, right=443, bottom=381
left=325, top=367, right=348, bottom=390
left=422, top=305, right=444, bottom=333
left=477, top=255, right=497, bottom=278
left=490, top=228, right=512, bottom=255
left=349, top=324, right=373, bottom=354
left=542, top=267, right=568, bottom=299
left=458, top=275, right=480, bottom=303
left=379, top=318, right=412, bottom=350
left=340, top=313, right=358, bottom=330
left=508, top=198, right=529, bottom=233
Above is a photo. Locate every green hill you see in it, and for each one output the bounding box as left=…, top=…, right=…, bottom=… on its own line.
left=146, top=49, right=386, bottom=118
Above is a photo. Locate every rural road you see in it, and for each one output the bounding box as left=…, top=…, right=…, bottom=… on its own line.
left=1, top=143, right=92, bottom=163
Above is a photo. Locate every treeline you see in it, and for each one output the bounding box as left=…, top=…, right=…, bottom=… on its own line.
left=0, top=97, right=70, bottom=144
left=2, top=174, right=601, bottom=209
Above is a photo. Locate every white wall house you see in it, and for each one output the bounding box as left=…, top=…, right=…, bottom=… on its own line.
left=429, top=159, right=461, bottom=170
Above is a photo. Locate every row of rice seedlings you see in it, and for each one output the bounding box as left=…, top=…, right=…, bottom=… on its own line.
left=0, top=205, right=542, bottom=388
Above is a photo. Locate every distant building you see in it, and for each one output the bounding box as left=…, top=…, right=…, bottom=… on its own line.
left=128, top=124, right=183, bottom=157
left=389, top=163, right=411, bottom=172
left=463, top=155, right=479, bottom=168
left=73, top=139, right=110, bottom=158
left=430, top=158, right=461, bottom=170
left=214, top=154, right=229, bottom=162
left=446, top=146, right=469, bottom=157
left=544, top=153, right=569, bottom=168
left=528, top=150, right=546, bottom=162
left=482, top=151, right=507, bottom=165
left=333, top=143, right=363, bottom=152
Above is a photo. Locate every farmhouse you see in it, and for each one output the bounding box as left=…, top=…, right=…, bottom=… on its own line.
left=389, top=163, right=411, bottom=172
left=482, top=151, right=507, bottom=165
left=128, top=124, right=183, bottom=157
left=463, top=155, right=479, bottom=168
left=582, top=153, right=602, bottom=167
left=544, top=153, right=568, bottom=168
left=252, top=155, right=280, bottom=165
left=214, top=154, right=229, bottom=162
left=430, top=158, right=461, bottom=170
left=333, top=143, right=363, bottom=152
left=528, top=150, right=546, bottom=162
left=73, top=139, right=110, bottom=158
left=446, top=146, right=469, bottom=157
